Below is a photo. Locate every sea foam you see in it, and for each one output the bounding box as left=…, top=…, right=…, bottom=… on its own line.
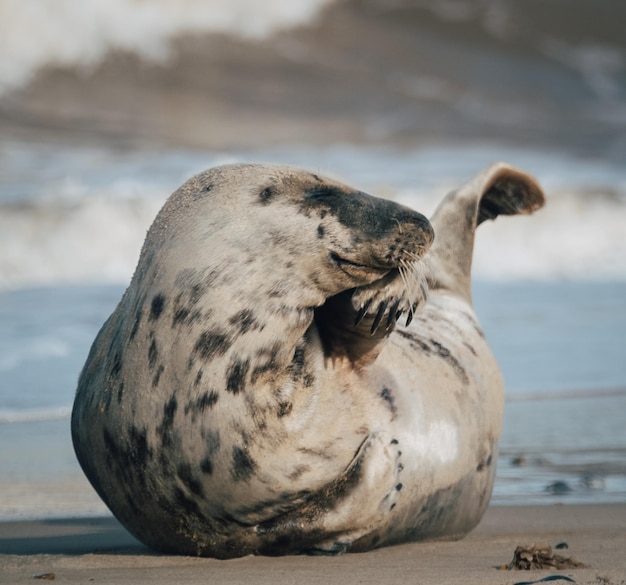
left=0, top=0, right=333, bottom=95
left=2, top=142, right=626, bottom=290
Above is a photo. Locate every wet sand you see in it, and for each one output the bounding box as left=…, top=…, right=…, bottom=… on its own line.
left=1, top=505, right=625, bottom=584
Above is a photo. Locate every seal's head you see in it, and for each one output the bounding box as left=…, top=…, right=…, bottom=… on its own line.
left=144, top=163, right=434, bottom=311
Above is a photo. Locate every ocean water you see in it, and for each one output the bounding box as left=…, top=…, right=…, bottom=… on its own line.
left=1, top=142, right=625, bottom=520
left=1, top=0, right=626, bottom=520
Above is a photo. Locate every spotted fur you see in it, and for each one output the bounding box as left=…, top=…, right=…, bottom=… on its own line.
left=72, top=163, right=544, bottom=558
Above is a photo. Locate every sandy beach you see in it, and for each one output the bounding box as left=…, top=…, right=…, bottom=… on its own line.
left=1, top=505, right=624, bottom=584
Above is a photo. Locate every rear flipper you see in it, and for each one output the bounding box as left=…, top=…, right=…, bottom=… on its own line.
left=254, top=432, right=403, bottom=555
left=427, top=163, right=545, bottom=301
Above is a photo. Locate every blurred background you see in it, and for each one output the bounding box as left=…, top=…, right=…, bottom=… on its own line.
left=1, top=0, right=625, bottom=519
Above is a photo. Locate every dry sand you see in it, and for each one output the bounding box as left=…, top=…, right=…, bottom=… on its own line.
left=1, top=504, right=624, bottom=585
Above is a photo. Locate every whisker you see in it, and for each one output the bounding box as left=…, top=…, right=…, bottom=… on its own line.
left=399, top=260, right=416, bottom=308
left=404, top=250, right=425, bottom=264
left=400, top=259, right=421, bottom=324
left=398, top=262, right=411, bottom=302
left=404, top=260, right=419, bottom=301
left=399, top=263, right=414, bottom=323
left=400, top=254, right=430, bottom=317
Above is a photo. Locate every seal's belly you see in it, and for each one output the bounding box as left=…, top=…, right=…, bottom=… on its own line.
left=357, top=301, right=504, bottom=544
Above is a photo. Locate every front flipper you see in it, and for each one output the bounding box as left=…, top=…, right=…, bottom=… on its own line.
left=352, top=264, right=429, bottom=334
left=315, top=264, right=429, bottom=365
left=255, top=432, right=403, bottom=555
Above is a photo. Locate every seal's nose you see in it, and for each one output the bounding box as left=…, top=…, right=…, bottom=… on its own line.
left=384, top=207, right=434, bottom=256
left=397, top=210, right=434, bottom=248
left=378, top=210, right=433, bottom=267
left=303, top=184, right=434, bottom=266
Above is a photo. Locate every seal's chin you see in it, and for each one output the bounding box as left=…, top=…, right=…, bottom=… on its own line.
left=329, top=252, right=391, bottom=282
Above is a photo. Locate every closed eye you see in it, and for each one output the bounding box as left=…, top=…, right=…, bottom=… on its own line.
left=258, top=186, right=277, bottom=205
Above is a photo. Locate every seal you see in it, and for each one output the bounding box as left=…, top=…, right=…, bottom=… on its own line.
left=71, top=162, right=545, bottom=558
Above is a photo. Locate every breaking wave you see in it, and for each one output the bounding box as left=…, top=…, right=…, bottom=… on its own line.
left=1, top=143, right=626, bottom=290
left=0, top=0, right=333, bottom=95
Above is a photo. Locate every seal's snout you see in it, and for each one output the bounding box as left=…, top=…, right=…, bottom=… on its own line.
left=396, top=210, right=434, bottom=249
left=379, top=209, right=434, bottom=267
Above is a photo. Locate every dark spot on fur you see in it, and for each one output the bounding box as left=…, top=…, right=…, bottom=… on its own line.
left=194, top=331, right=231, bottom=360
left=287, top=464, right=310, bottom=481
left=229, top=310, right=263, bottom=334
left=200, top=456, right=213, bottom=475
left=431, top=340, right=451, bottom=358
left=157, top=396, right=178, bottom=448
left=117, top=381, right=124, bottom=403
left=277, top=401, right=293, bottom=417
left=380, top=387, right=397, bottom=418
left=231, top=446, right=257, bottom=482
left=430, top=339, right=469, bottom=384
left=396, top=329, right=431, bottom=352
left=150, top=293, right=166, bottom=321
left=177, top=463, right=204, bottom=497
left=477, top=454, right=493, bottom=472
left=250, top=343, right=281, bottom=384
left=194, top=370, right=203, bottom=387
left=102, top=425, right=152, bottom=490
left=163, top=396, right=177, bottom=424
left=152, top=364, right=165, bottom=388
left=317, top=224, right=325, bottom=238
left=464, top=342, right=478, bottom=356
left=203, top=429, right=221, bottom=453
left=172, top=298, right=205, bottom=327
left=185, top=390, right=219, bottom=415
left=171, top=271, right=218, bottom=327
left=226, top=359, right=250, bottom=394
left=148, top=338, right=159, bottom=369
left=129, top=425, right=151, bottom=468
left=259, top=186, right=277, bottom=205
left=172, top=299, right=192, bottom=326
left=129, top=307, right=143, bottom=341
left=110, top=351, right=123, bottom=378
